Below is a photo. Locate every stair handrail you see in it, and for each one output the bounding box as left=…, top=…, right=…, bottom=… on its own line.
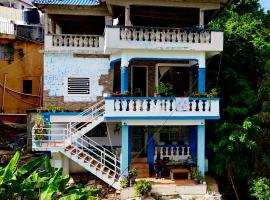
left=70, top=99, right=105, bottom=129
left=81, top=135, right=119, bottom=160
left=74, top=136, right=120, bottom=177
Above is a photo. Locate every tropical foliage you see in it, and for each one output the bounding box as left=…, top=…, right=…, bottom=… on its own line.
left=206, top=0, right=270, bottom=199
left=0, top=152, right=100, bottom=200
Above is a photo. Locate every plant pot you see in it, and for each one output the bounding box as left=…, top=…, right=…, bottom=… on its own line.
left=32, top=141, right=41, bottom=148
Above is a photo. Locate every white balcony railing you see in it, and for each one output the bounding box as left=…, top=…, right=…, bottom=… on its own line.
left=104, top=97, right=220, bottom=118
left=154, top=145, right=191, bottom=161
left=45, top=34, right=104, bottom=51
left=105, top=26, right=223, bottom=52
left=0, top=21, right=15, bottom=35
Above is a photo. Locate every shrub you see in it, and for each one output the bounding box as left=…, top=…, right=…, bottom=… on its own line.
left=134, top=180, right=152, bottom=196
left=120, top=177, right=129, bottom=188
left=250, top=178, right=270, bottom=200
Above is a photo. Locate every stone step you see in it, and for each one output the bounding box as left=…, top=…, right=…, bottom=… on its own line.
left=131, top=157, right=147, bottom=163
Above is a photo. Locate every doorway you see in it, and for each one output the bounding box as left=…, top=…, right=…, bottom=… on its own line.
left=131, top=66, right=148, bottom=97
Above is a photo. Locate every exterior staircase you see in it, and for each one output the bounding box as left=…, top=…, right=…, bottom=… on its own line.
left=61, top=135, right=121, bottom=189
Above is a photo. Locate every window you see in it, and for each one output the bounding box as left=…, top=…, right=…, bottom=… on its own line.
left=0, top=44, right=11, bottom=61
left=159, top=127, right=189, bottom=145
left=23, top=80, right=32, bottom=94
left=67, top=77, right=90, bottom=95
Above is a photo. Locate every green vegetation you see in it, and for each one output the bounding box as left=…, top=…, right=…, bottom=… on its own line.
left=0, top=152, right=100, bottom=200
left=134, top=180, right=152, bottom=197
left=206, top=0, right=270, bottom=199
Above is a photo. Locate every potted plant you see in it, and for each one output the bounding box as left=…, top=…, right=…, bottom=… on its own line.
left=31, top=113, right=49, bottom=148
left=128, top=167, right=138, bottom=186
left=195, top=171, right=205, bottom=184
left=134, top=180, right=152, bottom=199
left=207, top=88, right=219, bottom=98
left=157, top=82, right=174, bottom=97
left=120, top=176, right=129, bottom=188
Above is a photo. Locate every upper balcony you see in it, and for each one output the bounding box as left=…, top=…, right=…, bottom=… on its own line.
left=45, top=34, right=104, bottom=52
left=104, top=26, right=223, bottom=53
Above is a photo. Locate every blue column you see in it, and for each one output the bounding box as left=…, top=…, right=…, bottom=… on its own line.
left=189, top=126, right=197, bottom=157
left=147, top=132, right=154, bottom=172
left=198, top=68, right=205, bottom=92
left=121, top=123, right=130, bottom=177
left=121, top=67, right=128, bottom=93
left=197, top=125, right=205, bottom=176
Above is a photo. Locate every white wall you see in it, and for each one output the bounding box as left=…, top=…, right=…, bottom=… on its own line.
left=44, top=53, right=110, bottom=102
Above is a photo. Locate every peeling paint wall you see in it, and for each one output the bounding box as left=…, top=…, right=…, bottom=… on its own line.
left=44, top=53, right=112, bottom=109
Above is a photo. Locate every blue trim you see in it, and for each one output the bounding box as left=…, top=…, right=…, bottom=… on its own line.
left=105, top=97, right=220, bottom=101
left=189, top=126, right=197, bottom=157
left=147, top=132, right=155, bottom=172
left=105, top=116, right=220, bottom=120
left=197, top=125, right=205, bottom=176
left=129, top=58, right=198, bottom=62
left=198, top=68, right=206, bottom=93
left=41, top=112, right=81, bottom=116
left=121, top=67, right=128, bottom=93
left=110, top=58, right=121, bottom=69
left=121, top=124, right=130, bottom=177
left=155, top=144, right=190, bottom=148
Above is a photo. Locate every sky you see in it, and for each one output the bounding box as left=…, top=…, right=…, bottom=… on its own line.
left=260, top=0, right=270, bottom=10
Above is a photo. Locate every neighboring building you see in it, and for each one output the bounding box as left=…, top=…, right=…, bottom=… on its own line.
left=32, top=0, right=228, bottom=195
left=0, top=2, right=43, bottom=115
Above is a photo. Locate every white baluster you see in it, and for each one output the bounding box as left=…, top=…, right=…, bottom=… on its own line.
left=142, top=100, right=148, bottom=111
left=171, top=100, right=176, bottom=111
left=171, top=30, right=176, bottom=42
left=165, top=147, right=169, bottom=157
left=156, top=100, right=162, bottom=112
left=194, top=32, right=199, bottom=43
left=166, top=30, right=172, bottom=42
left=132, top=29, right=137, bottom=41
left=115, top=99, right=120, bottom=112
left=138, top=29, right=143, bottom=40
left=126, top=29, right=132, bottom=40
left=79, top=36, right=83, bottom=47
left=94, top=36, right=99, bottom=47
left=161, top=30, right=166, bottom=42
left=176, top=30, right=182, bottom=42
left=160, top=147, right=164, bottom=160
left=181, top=147, right=185, bottom=156
left=188, top=32, right=193, bottom=43
left=120, top=28, right=126, bottom=40
left=64, top=36, right=68, bottom=46
left=187, top=147, right=190, bottom=156
left=135, top=99, right=141, bottom=112
left=89, top=37, right=94, bottom=47
left=200, top=32, right=205, bottom=43
left=143, top=29, right=149, bottom=41
left=155, top=30, right=161, bottom=42
left=122, top=100, right=127, bottom=112
left=150, top=29, right=155, bottom=41
left=191, top=100, right=197, bottom=112
left=69, top=36, right=74, bottom=47
left=83, top=36, right=88, bottom=47
left=165, top=100, right=169, bottom=111
left=182, top=31, right=187, bottom=42
left=150, top=100, right=155, bottom=111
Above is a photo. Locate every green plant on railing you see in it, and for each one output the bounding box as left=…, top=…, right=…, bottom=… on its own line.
left=191, top=88, right=219, bottom=98
left=31, top=113, right=50, bottom=140
left=45, top=103, right=65, bottom=113
left=208, top=88, right=219, bottom=98
left=156, top=82, right=174, bottom=97
left=134, top=180, right=152, bottom=197
left=120, top=177, right=129, bottom=188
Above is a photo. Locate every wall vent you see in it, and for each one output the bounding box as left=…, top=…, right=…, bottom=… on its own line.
left=67, top=77, right=90, bottom=95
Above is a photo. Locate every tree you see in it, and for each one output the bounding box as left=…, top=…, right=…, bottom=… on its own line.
left=206, top=0, right=270, bottom=198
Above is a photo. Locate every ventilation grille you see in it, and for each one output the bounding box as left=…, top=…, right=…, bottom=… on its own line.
left=67, top=77, right=90, bottom=95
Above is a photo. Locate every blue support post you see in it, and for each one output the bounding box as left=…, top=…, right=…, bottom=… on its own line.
left=198, top=68, right=205, bottom=92
left=197, top=125, right=205, bottom=176
left=189, top=126, right=197, bottom=157
left=121, top=123, right=130, bottom=177
left=121, top=67, right=128, bottom=93
left=147, top=132, right=154, bottom=172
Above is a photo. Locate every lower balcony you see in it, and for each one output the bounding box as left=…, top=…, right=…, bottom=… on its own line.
left=104, top=97, right=220, bottom=120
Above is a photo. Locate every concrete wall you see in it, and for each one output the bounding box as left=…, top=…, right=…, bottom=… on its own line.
left=44, top=53, right=112, bottom=110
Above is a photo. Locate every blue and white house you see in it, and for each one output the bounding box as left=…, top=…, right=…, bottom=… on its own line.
left=32, top=0, right=226, bottom=193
